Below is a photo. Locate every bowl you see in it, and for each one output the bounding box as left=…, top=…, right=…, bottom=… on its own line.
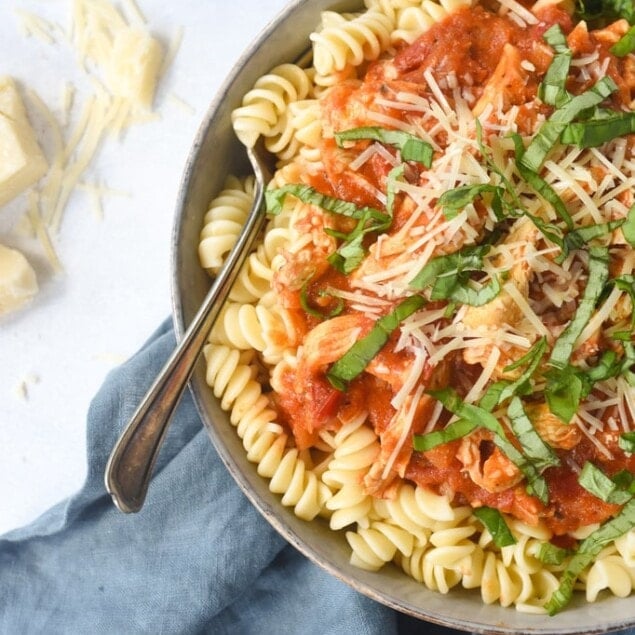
left=170, top=1, right=635, bottom=632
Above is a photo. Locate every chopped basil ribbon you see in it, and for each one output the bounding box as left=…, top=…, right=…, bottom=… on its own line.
left=413, top=417, right=477, bottom=451
left=473, top=507, right=517, bottom=547
left=300, top=280, right=344, bottom=319
left=436, top=183, right=504, bottom=220
left=539, top=25, right=572, bottom=108
left=326, top=294, right=425, bottom=390
left=611, top=24, right=635, bottom=56
left=546, top=346, right=633, bottom=424
left=545, top=498, right=635, bottom=614
left=507, top=397, right=560, bottom=475
left=520, top=76, right=617, bottom=172
left=612, top=469, right=635, bottom=493
left=424, top=388, right=550, bottom=503
left=562, top=218, right=625, bottom=254
left=511, top=133, right=573, bottom=232
left=621, top=203, right=635, bottom=247
left=409, top=244, right=502, bottom=306
left=619, top=431, right=635, bottom=453
left=479, top=337, right=548, bottom=411
left=548, top=246, right=610, bottom=370
left=561, top=111, right=635, bottom=147
left=266, top=184, right=384, bottom=221
left=537, top=542, right=571, bottom=566
left=578, top=461, right=633, bottom=504
left=327, top=164, right=406, bottom=273
left=544, top=364, right=586, bottom=424
left=575, top=0, right=635, bottom=26
left=475, top=123, right=565, bottom=247
left=265, top=183, right=392, bottom=275
left=335, top=127, right=434, bottom=166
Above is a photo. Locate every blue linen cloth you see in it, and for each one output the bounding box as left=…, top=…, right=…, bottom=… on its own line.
left=0, top=318, right=632, bottom=634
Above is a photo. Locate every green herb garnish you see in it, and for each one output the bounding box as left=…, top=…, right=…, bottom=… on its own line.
left=548, top=246, right=610, bottom=370
left=520, top=77, right=617, bottom=172
left=545, top=498, right=635, bottom=614
left=473, top=507, right=517, bottom=547
left=335, top=126, right=434, bottom=166
left=300, top=280, right=345, bottom=319
left=578, top=461, right=633, bottom=504
left=409, top=243, right=501, bottom=306
left=539, top=25, right=572, bottom=108
left=611, top=24, right=635, bottom=56
left=326, top=294, right=425, bottom=390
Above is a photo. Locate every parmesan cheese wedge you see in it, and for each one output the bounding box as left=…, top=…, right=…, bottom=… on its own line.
left=0, top=76, right=48, bottom=207
left=107, top=28, right=163, bottom=108
left=0, top=244, right=38, bottom=315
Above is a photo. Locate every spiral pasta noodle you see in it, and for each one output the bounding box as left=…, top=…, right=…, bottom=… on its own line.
left=310, top=9, right=393, bottom=77
left=231, top=64, right=314, bottom=151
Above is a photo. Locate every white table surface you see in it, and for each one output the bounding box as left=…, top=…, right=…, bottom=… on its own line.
left=0, top=0, right=288, bottom=535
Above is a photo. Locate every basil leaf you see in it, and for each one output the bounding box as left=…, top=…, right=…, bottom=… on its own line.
left=512, top=133, right=573, bottom=231
left=561, top=112, right=635, bottom=147
left=621, top=203, right=635, bottom=247
left=428, top=387, right=550, bottom=503
left=327, top=295, right=425, bottom=390
left=544, top=365, right=586, bottom=424
left=578, top=461, right=633, bottom=504
left=410, top=244, right=490, bottom=290
left=575, top=0, right=635, bottom=25
left=266, top=184, right=384, bottom=220
left=563, top=218, right=625, bottom=255
left=409, top=243, right=501, bottom=306
left=539, top=24, right=573, bottom=108
left=300, top=280, right=345, bottom=319
left=538, top=542, right=572, bottom=566
left=437, top=183, right=504, bottom=220
left=521, top=76, right=617, bottom=172
left=473, top=507, right=517, bottom=547
left=507, top=397, right=560, bottom=474
left=545, top=497, right=635, bottom=614
left=413, top=417, right=476, bottom=451
left=619, top=432, right=635, bottom=453
left=335, top=126, right=434, bottom=166
left=479, top=337, right=547, bottom=411
left=611, top=24, right=635, bottom=56
left=612, top=469, right=635, bottom=493
left=327, top=231, right=368, bottom=274
left=548, top=246, right=610, bottom=369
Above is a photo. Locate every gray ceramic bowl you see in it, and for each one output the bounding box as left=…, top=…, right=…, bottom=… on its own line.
left=170, top=1, right=635, bottom=632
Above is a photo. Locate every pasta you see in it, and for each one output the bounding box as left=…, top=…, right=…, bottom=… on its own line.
left=199, top=0, right=635, bottom=615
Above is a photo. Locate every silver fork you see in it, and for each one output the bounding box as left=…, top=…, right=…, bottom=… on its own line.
left=105, top=140, right=274, bottom=513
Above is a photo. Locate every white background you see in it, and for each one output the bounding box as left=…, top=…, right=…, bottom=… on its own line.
left=0, top=0, right=288, bottom=535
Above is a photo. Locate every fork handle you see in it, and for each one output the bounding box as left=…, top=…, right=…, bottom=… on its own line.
left=104, top=184, right=266, bottom=513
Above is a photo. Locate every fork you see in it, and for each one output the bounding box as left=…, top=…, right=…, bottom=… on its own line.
left=105, top=140, right=274, bottom=513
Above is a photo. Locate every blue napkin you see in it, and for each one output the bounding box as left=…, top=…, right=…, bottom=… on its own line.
left=0, top=319, right=631, bottom=635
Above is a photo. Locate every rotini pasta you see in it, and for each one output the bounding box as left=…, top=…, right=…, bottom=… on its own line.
left=199, top=0, right=635, bottom=617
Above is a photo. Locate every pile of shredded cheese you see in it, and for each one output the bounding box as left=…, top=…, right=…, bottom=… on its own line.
left=1, top=0, right=182, bottom=315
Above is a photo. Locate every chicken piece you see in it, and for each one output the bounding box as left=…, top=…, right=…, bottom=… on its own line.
left=462, top=217, right=539, bottom=330
left=300, top=313, right=372, bottom=371
left=457, top=429, right=523, bottom=493
left=525, top=403, right=581, bottom=449
left=472, top=44, right=531, bottom=118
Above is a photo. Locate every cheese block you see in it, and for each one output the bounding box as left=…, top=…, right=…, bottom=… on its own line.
left=107, top=28, right=163, bottom=108
left=0, top=244, right=38, bottom=315
left=0, top=76, right=48, bottom=207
